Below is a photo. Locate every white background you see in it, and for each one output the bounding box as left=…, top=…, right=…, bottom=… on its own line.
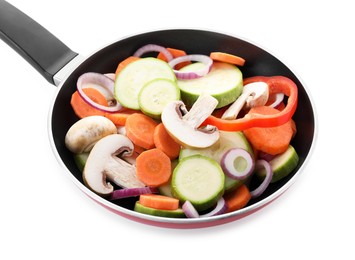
left=1, top=0, right=353, bottom=259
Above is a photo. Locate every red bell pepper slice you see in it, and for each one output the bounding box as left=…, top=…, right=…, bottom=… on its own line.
left=204, top=76, right=298, bottom=131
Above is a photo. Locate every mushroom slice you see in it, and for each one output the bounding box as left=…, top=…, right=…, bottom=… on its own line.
left=65, top=115, right=117, bottom=154
left=83, top=134, right=145, bottom=196
left=161, top=93, right=220, bottom=148
left=222, top=82, right=269, bottom=120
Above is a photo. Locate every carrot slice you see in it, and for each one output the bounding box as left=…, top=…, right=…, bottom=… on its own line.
left=243, top=106, right=294, bottom=155
left=224, top=184, right=251, bottom=212
left=105, top=112, right=131, bottom=126
left=157, top=47, right=191, bottom=70
left=70, top=88, right=108, bottom=118
left=104, top=109, right=141, bottom=126
left=139, top=194, right=179, bottom=210
left=210, top=52, right=245, bottom=66
left=136, top=148, right=172, bottom=187
left=153, top=123, right=181, bottom=160
left=125, top=113, right=158, bottom=149
left=115, top=56, right=140, bottom=79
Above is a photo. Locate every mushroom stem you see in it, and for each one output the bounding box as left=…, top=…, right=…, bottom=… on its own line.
left=221, top=91, right=251, bottom=120
left=183, top=93, right=219, bottom=129
left=104, top=156, right=139, bottom=188
left=222, top=82, right=269, bottom=120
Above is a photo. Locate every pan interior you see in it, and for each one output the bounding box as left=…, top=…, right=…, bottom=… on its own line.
left=50, top=29, right=315, bottom=212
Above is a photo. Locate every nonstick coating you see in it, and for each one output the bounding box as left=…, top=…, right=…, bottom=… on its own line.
left=50, top=29, right=315, bottom=227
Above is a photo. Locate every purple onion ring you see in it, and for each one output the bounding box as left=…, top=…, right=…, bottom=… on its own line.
left=250, top=160, right=273, bottom=198
left=109, top=187, right=158, bottom=200
left=133, top=44, right=173, bottom=61
left=221, top=148, right=255, bottom=180
left=77, top=72, right=123, bottom=113
left=168, top=54, right=213, bottom=80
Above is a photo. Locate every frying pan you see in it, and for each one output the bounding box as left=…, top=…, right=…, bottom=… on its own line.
left=0, top=0, right=316, bottom=229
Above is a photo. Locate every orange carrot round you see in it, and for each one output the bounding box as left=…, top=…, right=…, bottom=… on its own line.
left=243, top=106, right=294, bottom=155
left=139, top=194, right=179, bottom=210
left=104, top=108, right=141, bottom=126
left=153, top=123, right=181, bottom=160
left=210, top=52, right=245, bottom=66
left=224, top=184, right=251, bottom=212
left=70, top=88, right=108, bottom=118
left=115, top=56, right=140, bottom=79
left=136, top=148, right=172, bottom=187
left=133, top=144, right=146, bottom=155
left=125, top=113, right=158, bottom=149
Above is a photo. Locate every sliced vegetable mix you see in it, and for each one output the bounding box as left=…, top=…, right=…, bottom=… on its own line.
left=64, top=43, right=300, bottom=219
left=203, top=75, right=298, bottom=131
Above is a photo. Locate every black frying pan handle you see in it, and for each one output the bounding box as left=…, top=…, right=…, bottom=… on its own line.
left=0, top=0, right=78, bottom=85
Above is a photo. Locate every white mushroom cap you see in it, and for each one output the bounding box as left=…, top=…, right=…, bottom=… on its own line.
left=83, top=134, right=145, bottom=196
left=65, top=116, right=117, bottom=153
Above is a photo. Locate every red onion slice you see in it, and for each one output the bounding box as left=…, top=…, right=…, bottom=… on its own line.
left=221, top=148, right=255, bottom=180
left=133, top=44, right=173, bottom=61
left=77, top=72, right=123, bottom=113
left=250, top=160, right=272, bottom=198
left=104, top=73, right=116, bottom=81
left=182, top=201, right=200, bottom=218
left=200, top=198, right=228, bottom=218
left=268, top=93, right=284, bottom=108
left=109, top=187, right=158, bottom=200
left=168, top=54, right=213, bottom=79
left=182, top=198, right=228, bottom=218
left=257, top=151, right=276, bottom=162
